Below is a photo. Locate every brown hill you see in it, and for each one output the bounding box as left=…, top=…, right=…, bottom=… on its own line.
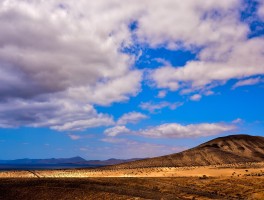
left=107, top=134, right=264, bottom=169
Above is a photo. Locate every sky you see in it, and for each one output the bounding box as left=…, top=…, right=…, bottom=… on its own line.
left=0, top=0, right=264, bottom=160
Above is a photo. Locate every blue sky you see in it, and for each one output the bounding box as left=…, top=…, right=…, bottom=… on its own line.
left=0, top=0, right=264, bottom=160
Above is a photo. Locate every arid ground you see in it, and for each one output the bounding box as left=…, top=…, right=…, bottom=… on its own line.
left=1, top=136, right=264, bottom=199
left=1, top=162, right=264, bottom=178
left=0, top=177, right=264, bottom=200
left=1, top=162, right=264, bottom=200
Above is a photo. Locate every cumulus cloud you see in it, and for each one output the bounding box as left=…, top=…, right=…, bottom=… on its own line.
left=190, top=94, right=202, bottom=101
left=0, top=1, right=141, bottom=101
left=139, top=123, right=236, bottom=138
left=151, top=37, right=264, bottom=94
left=0, top=98, right=114, bottom=131
left=232, top=77, right=263, bottom=89
left=146, top=1, right=264, bottom=95
left=136, top=0, right=243, bottom=47
left=104, top=126, right=131, bottom=137
left=105, top=122, right=236, bottom=138
left=66, top=71, right=142, bottom=106
left=140, top=101, right=183, bottom=113
left=157, top=90, right=167, bottom=98
left=0, top=0, right=262, bottom=131
left=68, top=133, right=94, bottom=140
left=117, top=112, right=147, bottom=125
left=0, top=0, right=143, bottom=130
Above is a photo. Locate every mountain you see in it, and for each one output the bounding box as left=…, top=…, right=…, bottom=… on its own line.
left=82, top=158, right=142, bottom=166
left=0, top=156, right=86, bottom=164
left=107, top=134, right=264, bottom=169
left=0, top=156, right=142, bottom=166
left=2, top=135, right=263, bottom=168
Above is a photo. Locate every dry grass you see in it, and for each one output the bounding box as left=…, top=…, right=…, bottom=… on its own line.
left=0, top=177, right=264, bottom=200
left=1, top=162, right=264, bottom=178
left=1, top=162, right=264, bottom=199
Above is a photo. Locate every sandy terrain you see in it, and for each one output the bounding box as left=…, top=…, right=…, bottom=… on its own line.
left=0, top=163, right=264, bottom=199
left=1, top=162, right=264, bottom=178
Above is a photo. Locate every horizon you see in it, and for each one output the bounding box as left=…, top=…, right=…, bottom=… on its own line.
left=0, top=156, right=142, bottom=160
left=0, top=133, right=261, bottom=160
left=0, top=0, right=264, bottom=160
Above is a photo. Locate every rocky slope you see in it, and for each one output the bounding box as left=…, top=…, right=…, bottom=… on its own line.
left=107, top=134, right=264, bottom=169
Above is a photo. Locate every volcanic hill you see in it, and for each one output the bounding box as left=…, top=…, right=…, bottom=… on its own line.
left=108, top=134, right=264, bottom=169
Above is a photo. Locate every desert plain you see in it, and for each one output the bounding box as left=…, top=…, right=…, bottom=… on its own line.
left=1, top=162, right=264, bottom=200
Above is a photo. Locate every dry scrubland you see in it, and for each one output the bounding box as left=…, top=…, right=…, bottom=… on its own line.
left=0, top=162, right=264, bottom=200
left=0, top=177, right=264, bottom=200
left=1, top=162, right=264, bottom=178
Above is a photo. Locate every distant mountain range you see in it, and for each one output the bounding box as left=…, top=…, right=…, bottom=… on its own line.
left=0, top=156, right=142, bottom=166
left=106, top=134, right=264, bottom=169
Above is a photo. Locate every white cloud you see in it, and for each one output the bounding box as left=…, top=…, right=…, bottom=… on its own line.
left=145, top=0, right=263, bottom=95
left=140, top=101, right=183, bottom=113
left=52, top=116, right=114, bottom=131
left=101, top=137, right=132, bottom=144
left=117, top=112, right=147, bottom=125
left=104, top=126, right=131, bottom=137
left=0, top=0, right=252, bottom=103
left=232, top=118, right=243, bottom=124
left=0, top=0, right=141, bottom=101
left=136, top=0, right=244, bottom=48
left=66, top=71, right=142, bottom=106
left=68, top=134, right=81, bottom=140
left=0, top=0, right=262, bottom=131
left=106, top=122, right=236, bottom=138
left=157, top=90, right=167, bottom=98
left=0, top=0, right=144, bottom=130
left=190, top=94, right=202, bottom=101
left=0, top=98, right=114, bottom=131
left=204, top=91, right=214, bottom=96
left=151, top=37, right=264, bottom=93
left=232, top=77, right=263, bottom=89
left=139, top=123, right=236, bottom=138
left=68, top=133, right=94, bottom=140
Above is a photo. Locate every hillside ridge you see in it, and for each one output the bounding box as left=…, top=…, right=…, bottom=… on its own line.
left=106, top=134, right=264, bottom=169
